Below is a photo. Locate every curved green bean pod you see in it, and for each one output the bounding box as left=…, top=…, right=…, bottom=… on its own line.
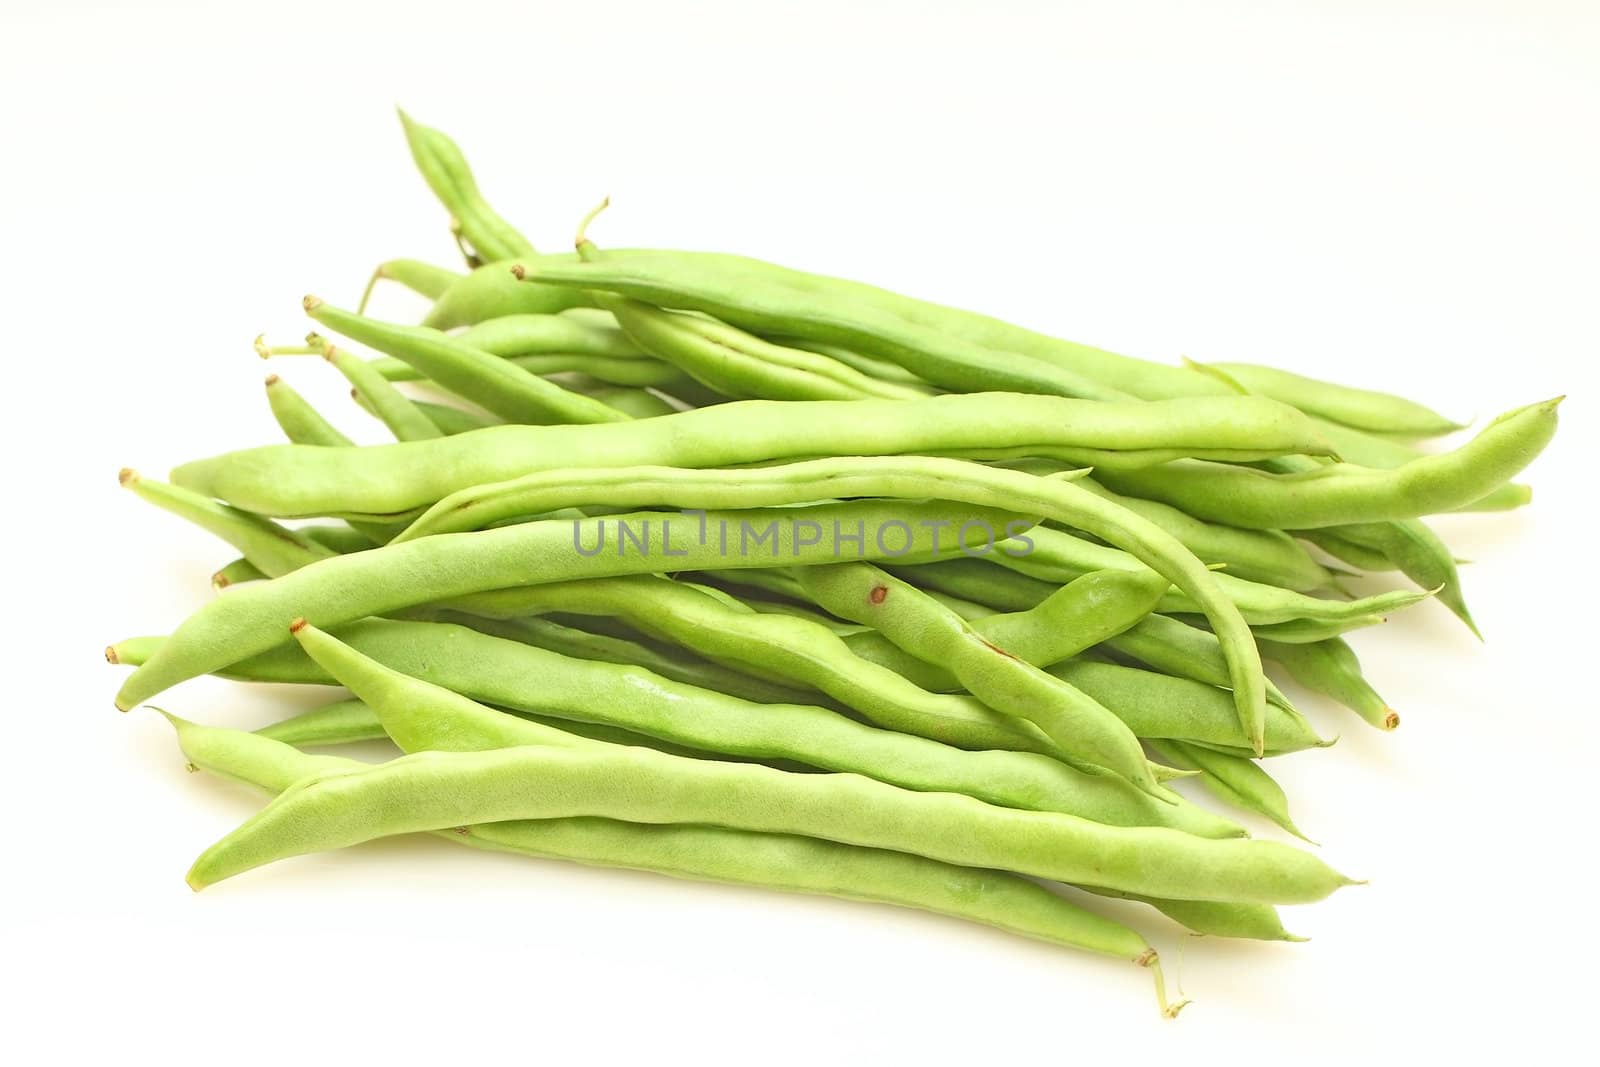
left=165, top=714, right=1183, bottom=1014
left=1325, top=519, right=1478, bottom=637
left=397, top=111, right=534, bottom=263
left=1296, top=529, right=1397, bottom=573
left=453, top=312, right=642, bottom=359
left=570, top=382, right=676, bottom=419
left=1049, top=660, right=1330, bottom=755
left=600, top=294, right=929, bottom=401
left=1102, top=614, right=1295, bottom=710
left=1075, top=478, right=1337, bottom=592
left=1244, top=614, right=1394, bottom=643
left=302, top=340, right=442, bottom=441
left=1082, top=887, right=1305, bottom=942
left=1259, top=636, right=1397, bottom=731
left=255, top=697, right=389, bottom=746
left=513, top=250, right=1166, bottom=402
left=357, top=259, right=463, bottom=314
left=119, top=470, right=334, bottom=578
left=843, top=569, right=1171, bottom=693
left=1094, top=397, right=1561, bottom=529
left=305, top=298, right=628, bottom=425
left=173, top=393, right=1341, bottom=519
left=796, top=562, right=1161, bottom=794
left=185, top=740, right=1357, bottom=904
left=374, top=350, right=687, bottom=389
left=1146, top=740, right=1311, bottom=842
left=264, top=374, right=353, bottom=447
left=1207, top=362, right=1463, bottom=438
left=112, top=500, right=1033, bottom=709
left=768, top=336, right=936, bottom=389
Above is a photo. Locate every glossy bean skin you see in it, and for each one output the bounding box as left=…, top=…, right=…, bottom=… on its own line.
left=357, top=259, right=463, bottom=314
left=844, top=570, right=1171, bottom=693
left=1094, top=397, right=1561, bottom=529
left=396, top=111, right=534, bottom=263
left=797, top=562, right=1162, bottom=794
left=164, top=714, right=1180, bottom=1011
left=1207, top=362, right=1463, bottom=438
left=173, top=393, right=1341, bottom=520
left=119, top=470, right=334, bottom=578
left=305, top=298, right=628, bottom=425
left=112, top=500, right=1036, bottom=709
left=454, top=577, right=1066, bottom=761
left=1259, top=636, right=1397, bottom=731
left=512, top=249, right=1213, bottom=402
left=1146, top=740, right=1311, bottom=841
left=1075, top=478, right=1337, bottom=592
left=264, top=375, right=354, bottom=447
left=1048, top=660, right=1330, bottom=755
left=600, top=293, right=929, bottom=401
left=184, top=740, right=1356, bottom=904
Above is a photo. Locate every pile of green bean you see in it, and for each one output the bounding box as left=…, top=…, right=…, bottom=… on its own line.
left=109, top=112, right=1562, bottom=1018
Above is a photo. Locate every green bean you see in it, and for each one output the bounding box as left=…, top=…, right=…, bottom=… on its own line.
left=174, top=393, right=1343, bottom=519
left=887, top=558, right=1059, bottom=612
left=353, top=390, right=498, bottom=435
left=112, top=500, right=1033, bottom=709
left=1081, top=887, right=1305, bottom=942
left=455, top=576, right=1066, bottom=759
left=294, top=338, right=443, bottom=441
left=164, top=713, right=1185, bottom=1015
left=513, top=249, right=1165, bottom=402
left=304, top=298, right=629, bottom=425
left=567, top=382, right=677, bottom=418
left=357, top=259, right=464, bottom=314
left=374, top=350, right=688, bottom=389
left=1094, top=397, right=1561, bottom=529
left=360, top=453, right=1271, bottom=754
left=1207, top=362, right=1463, bottom=438
left=1146, top=740, right=1311, bottom=842
left=1048, top=660, right=1330, bottom=755
left=1324, top=519, right=1478, bottom=637
left=1295, top=529, right=1397, bottom=573
left=1259, top=636, right=1397, bottom=731
left=1303, top=416, right=1424, bottom=468
left=442, top=612, right=822, bottom=706
left=797, top=562, right=1162, bottom=794
left=599, top=294, right=929, bottom=401
left=264, top=374, right=353, bottom=447
left=119, top=469, right=333, bottom=577
left=1075, top=478, right=1336, bottom=592
left=453, top=312, right=643, bottom=359
left=1452, top=482, right=1533, bottom=512
left=1244, top=614, right=1393, bottom=643
left=422, top=257, right=590, bottom=330
left=211, top=558, right=265, bottom=591
left=1002, top=526, right=1434, bottom=626
left=396, top=110, right=534, bottom=263
left=844, top=569, right=1171, bottom=693
left=256, top=697, right=389, bottom=746
left=184, top=738, right=1357, bottom=904
left=1102, top=614, right=1295, bottom=711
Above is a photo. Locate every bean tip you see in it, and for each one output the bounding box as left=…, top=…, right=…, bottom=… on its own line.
left=509, top=263, right=527, bottom=280
left=302, top=294, right=325, bottom=313
left=211, top=572, right=231, bottom=590
left=1382, top=709, right=1400, bottom=730
left=253, top=334, right=272, bottom=359
left=103, top=644, right=119, bottom=665
left=118, top=467, right=139, bottom=488
left=264, top=373, right=280, bottom=387
left=289, top=616, right=310, bottom=635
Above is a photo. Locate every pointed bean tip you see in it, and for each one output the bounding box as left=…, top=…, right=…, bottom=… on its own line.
left=1284, top=933, right=1312, bottom=943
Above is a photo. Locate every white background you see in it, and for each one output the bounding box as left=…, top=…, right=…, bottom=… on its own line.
left=4, top=0, right=1597, bottom=1060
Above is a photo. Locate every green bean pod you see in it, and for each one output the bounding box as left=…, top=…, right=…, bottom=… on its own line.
left=165, top=713, right=1184, bottom=1015
left=1206, top=362, right=1463, bottom=438
left=305, top=298, right=628, bottom=425
left=211, top=557, right=265, bottom=591
left=352, top=391, right=498, bottom=435
left=396, top=111, right=535, bottom=263
left=184, top=738, right=1358, bottom=904
left=1146, top=740, right=1311, bottom=841
left=111, top=500, right=1034, bottom=709
left=357, top=259, right=464, bottom=314
left=312, top=342, right=442, bottom=441
left=1094, top=397, right=1561, bottom=529
left=264, top=374, right=354, bottom=447
left=1102, top=614, right=1295, bottom=710
left=255, top=698, right=389, bottom=746
left=119, top=470, right=334, bottom=578
left=1259, top=636, right=1397, bottom=731
left=422, top=259, right=591, bottom=330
